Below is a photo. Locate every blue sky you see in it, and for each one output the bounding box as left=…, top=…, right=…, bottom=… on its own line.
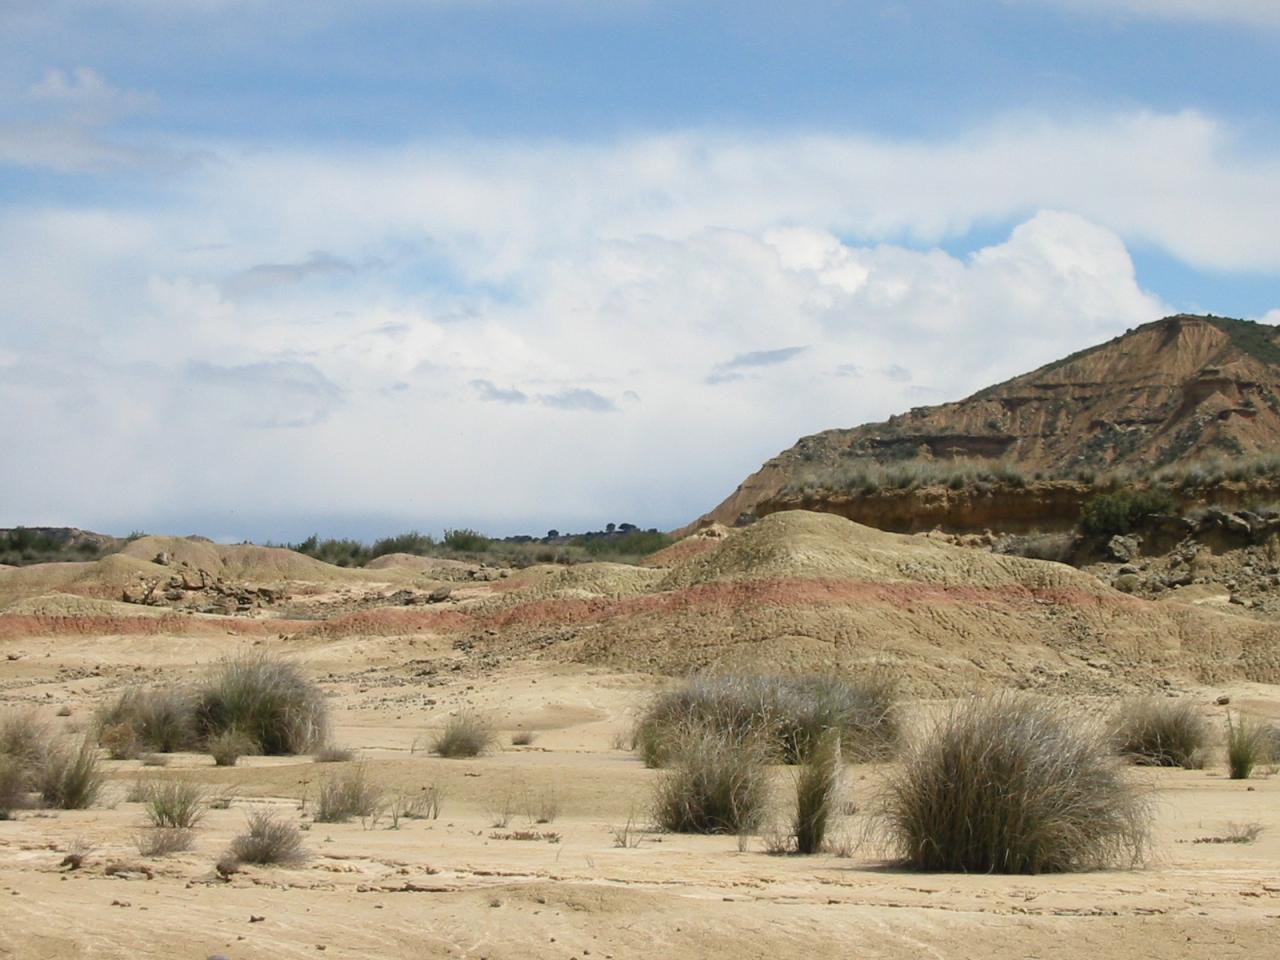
left=1, top=0, right=1278, bottom=541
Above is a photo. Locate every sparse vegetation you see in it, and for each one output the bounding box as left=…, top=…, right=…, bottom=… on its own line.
left=227, top=809, right=307, bottom=866
left=431, top=713, right=496, bottom=759
left=37, top=738, right=104, bottom=810
left=1112, top=698, right=1210, bottom=769
left=636, top=672, right=897, bottom=768
left=877, top=694, right=1149, bottom=873
left=793, top=729, right=842, bottom=855
left=1226, top=712, right=1269, bottom=780
left=314, top=766, right=383, bottom=823
left=207, top=729, right=257, bottom=767
left=135, top=827, right=195, bottom=857
left=652, top=727, right=771, bottom=835
left=97, top=686, right=196, bottom=754
left=143, top=779, right=205, bottom=828
left=1192, top=822, right=1264, bottom=845
left=0, top=755, right=28, bottom=818
left=510, top=730, right=536, bottom=746
left=194, top=655, right=329, bottom=756
left=312, top=743, right=354, bottom=763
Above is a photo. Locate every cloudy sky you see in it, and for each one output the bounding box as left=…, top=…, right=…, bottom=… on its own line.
left=2, top=1, right=1278, bottom=541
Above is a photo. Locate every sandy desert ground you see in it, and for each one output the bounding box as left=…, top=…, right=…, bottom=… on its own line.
left=2, top=516, right=1279, bottom=958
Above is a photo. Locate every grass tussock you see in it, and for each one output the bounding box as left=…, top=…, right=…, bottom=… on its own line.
left=1226, top=712, right=1269, bottom=780
left=135, top=827, right=195, bottom=858
left=194, top=655, right=329, bottom=756
left=877, top=694, right=1149, bottom=874
left=312, top=744, right=354, bottom=763
left=1112, top=698, right=1210, bottom=769
left=0, top=710, right=50, bottom=768
left=144, top=779, right=205, bottom=828
left=207, top=729, right=257, bottom=768
left=793, top=729, right=842, bottom=854
left=227, top=809, right=308, bottom=866
left=636, top=672, right=897, bottom=768
left=651, top=727, right=771, bottom=835
left=313, top=766, right=383, bottom=823
left=97, top=686, right=195, bottom=755
left=37, top=738, right=104, bottom=810
left=0, top=755, right=28, bottom=818
left=431, top=713, right=496, bottom=759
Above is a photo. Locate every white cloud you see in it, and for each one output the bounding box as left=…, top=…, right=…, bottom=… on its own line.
left=1024, top=0, right=1280, bottom=28
left=8, top=108, right=1273, bottom=534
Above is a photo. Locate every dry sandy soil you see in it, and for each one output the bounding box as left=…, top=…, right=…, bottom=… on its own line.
left=2, top=513, right=1279, bottom=958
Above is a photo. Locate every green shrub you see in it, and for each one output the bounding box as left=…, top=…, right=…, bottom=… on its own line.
left=144, top=779, right=205, bottom=828
left=227, top=809, right=307, bottom=866
left=314, top=766, right=383, bottom=823
left=1112, top=698, right=1209, bottom=769
left=37, top=738, right=104, bottom=810
left=635, top=673, right=897, bottom=768
left=431, top=713, right=496, bottom=759
left=193, top=655, right=329, bottom=756
left=793, top=729, right=842, bottom=854
left=651, top=727, right=771, bottom=835
left=878, top=694, right=1149, bottom=873
left=1080, top=489, right=1176, bottom=537
left=1226, top=713, right=1269, bottom=780
left=442, top=528, right=490, bottom=552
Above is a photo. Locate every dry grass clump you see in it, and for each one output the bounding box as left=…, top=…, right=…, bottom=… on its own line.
left=793, top=729, right=842, bottom=854
left=1226, top=713, right=1270, bottom=780
left=97, top=686, right=195, bottom=755
left=144, top=779, right=205, bottom=828
left=431, top=713, right=496, bottom=759
left=1112, top=698, right=1210, bottom=769
left=135, top=827, right=195, bottom=858
left=510, top=730, right=536, bottom=746
left=877, top=694, right=1149, bottom=874
left=312, top=743, right=354, bottom=763
left=226, top=809, right=308, bottom=866
left=37, top=738, right=104, bottom=810
left=194, top=655, right=329, bottom=756
left=651, top=727, right=771, bottom=835
left=207, top=729, right=257, bottom=767
left=636, top=672, right=897, bottom=767
left=0, top=711, right=50, bottom=817
left=314, top=766, right=383, bottom=823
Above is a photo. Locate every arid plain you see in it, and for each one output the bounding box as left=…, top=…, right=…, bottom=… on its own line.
left=2, top=514, right=1279, bottom=959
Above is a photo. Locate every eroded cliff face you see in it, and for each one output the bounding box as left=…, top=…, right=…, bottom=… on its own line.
left=686, top=315, right=1280, bottom=533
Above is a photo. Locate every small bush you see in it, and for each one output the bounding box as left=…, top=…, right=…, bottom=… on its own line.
left=652, top=727, right=771, bottom=835
left=144, top=779, right=205, bottom=828
left=314, top=766, right=383, bottom=823
left=636, top=673, right=897, bottom=767
left=136, top=827, right=195, bottom=857
left=878, top=694, right=1149, bottom=873
left=431, top=713, right=496, bottom=759
left=0, top=755, right=29, bottom=818
left=312, top=744, right=354, bottom=763
left=0, top=710, right=50, bottom=767
left=194, top=655, right=329, bottom=756
left=227, top=809, right=307, bottom=866
left=1080, top=489, right=1176, bottom=538
left=97, top=686, right=196, bottom=754
left=794, top=729, right=842, bottom=854
left=1112, top=698, right=1210, bottom=769
left=1226, top=713, right=1269, bottom=780
left=37, top=738, right=104, bottom=810
left=207, top=729, right=257, bottom=767
left=510, top=730, right=536, bottom=746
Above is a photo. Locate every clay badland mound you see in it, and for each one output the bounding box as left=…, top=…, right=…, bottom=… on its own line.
left=688, top=315, right=1280, bottom=531
left=328, top=512, right=1280, bottom=695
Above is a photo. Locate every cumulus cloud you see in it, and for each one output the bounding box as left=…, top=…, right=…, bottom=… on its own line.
left=9, top=109, right=1267, bottom=535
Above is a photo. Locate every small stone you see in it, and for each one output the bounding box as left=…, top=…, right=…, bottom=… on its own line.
left=1215, top=694, right=1231, bottom=706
